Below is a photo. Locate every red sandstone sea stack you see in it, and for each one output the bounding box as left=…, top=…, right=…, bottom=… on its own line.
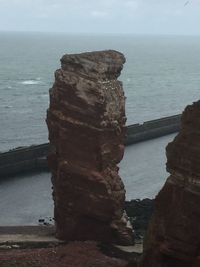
left=141, top=101, right=200, bottom=267
left=46, top=50, right=133, bottom=245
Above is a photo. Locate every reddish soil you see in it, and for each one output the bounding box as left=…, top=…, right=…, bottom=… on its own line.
left=0, top=241, right=129, bottom=267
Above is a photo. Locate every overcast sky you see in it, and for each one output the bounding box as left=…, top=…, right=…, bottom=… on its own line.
left=1, top=0, right=200, bottom=35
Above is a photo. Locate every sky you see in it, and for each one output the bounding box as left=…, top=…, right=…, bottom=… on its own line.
left=1, top=0, right=200, bottom=35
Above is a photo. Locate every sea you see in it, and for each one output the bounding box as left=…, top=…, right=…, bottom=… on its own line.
left=1, top=32, right=200, bottom=152
left=1, top=32, right=200, bottom=211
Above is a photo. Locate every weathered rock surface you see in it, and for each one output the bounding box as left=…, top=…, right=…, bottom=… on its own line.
left=46, top=50, right=133, bottom=245
left=141, top=101, right=200, bottom=267
left=125, top=199, right=154, bottom=239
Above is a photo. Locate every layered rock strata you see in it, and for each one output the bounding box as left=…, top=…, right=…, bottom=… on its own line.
left=141, top=101, right=200, bottom=267
left=46, top=50, right=133, bottom=244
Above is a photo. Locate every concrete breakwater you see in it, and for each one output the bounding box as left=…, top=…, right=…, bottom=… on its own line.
left=126, top=114, right=181, bottom=145
left=0, top=144, right=49, bottom=178
left=0, top=114, right=181, bottom=178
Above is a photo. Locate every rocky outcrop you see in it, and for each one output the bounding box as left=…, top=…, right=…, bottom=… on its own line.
left=125, top=199, right=154, bottom=240
left=141, top=101, right=200, bottom=267
left=46, top=50, right=133, bottom=245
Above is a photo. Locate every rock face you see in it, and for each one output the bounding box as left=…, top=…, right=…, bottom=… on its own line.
left=125, top=199, right=154, bottom=239
left=46, top=50, right=133, bottom=245
left=141, top=101, right=200, bottom=267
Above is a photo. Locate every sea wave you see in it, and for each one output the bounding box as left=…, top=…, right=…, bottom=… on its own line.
left=20, top=79, right=42, bottom=85
left=4, top=105, right=13, bottom=109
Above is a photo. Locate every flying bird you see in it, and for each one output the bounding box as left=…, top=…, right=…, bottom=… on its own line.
left=184, top=1, right=190, bottom=6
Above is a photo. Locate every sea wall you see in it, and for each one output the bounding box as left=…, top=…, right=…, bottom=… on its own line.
left=0, top=114, right=181, bottom=178
left=126, top=114, right=181, bottom=145
left=0, top=144, right=49, bottom=178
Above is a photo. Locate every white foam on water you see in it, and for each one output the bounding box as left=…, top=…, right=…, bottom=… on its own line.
left=20, top=80, right=42, bottom=85
left=4, top=105, right=13, bottom=109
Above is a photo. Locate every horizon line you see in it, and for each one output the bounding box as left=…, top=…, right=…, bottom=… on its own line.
left=0, top=30, right=200, bottom=37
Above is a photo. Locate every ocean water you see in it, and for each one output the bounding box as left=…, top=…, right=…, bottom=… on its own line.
left=1, top=32, right=200, bottom=151
left=0, top=134, right=176, bottom=225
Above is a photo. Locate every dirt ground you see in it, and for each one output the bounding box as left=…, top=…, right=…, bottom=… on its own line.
left=0, top=241, right=131, bottom=267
